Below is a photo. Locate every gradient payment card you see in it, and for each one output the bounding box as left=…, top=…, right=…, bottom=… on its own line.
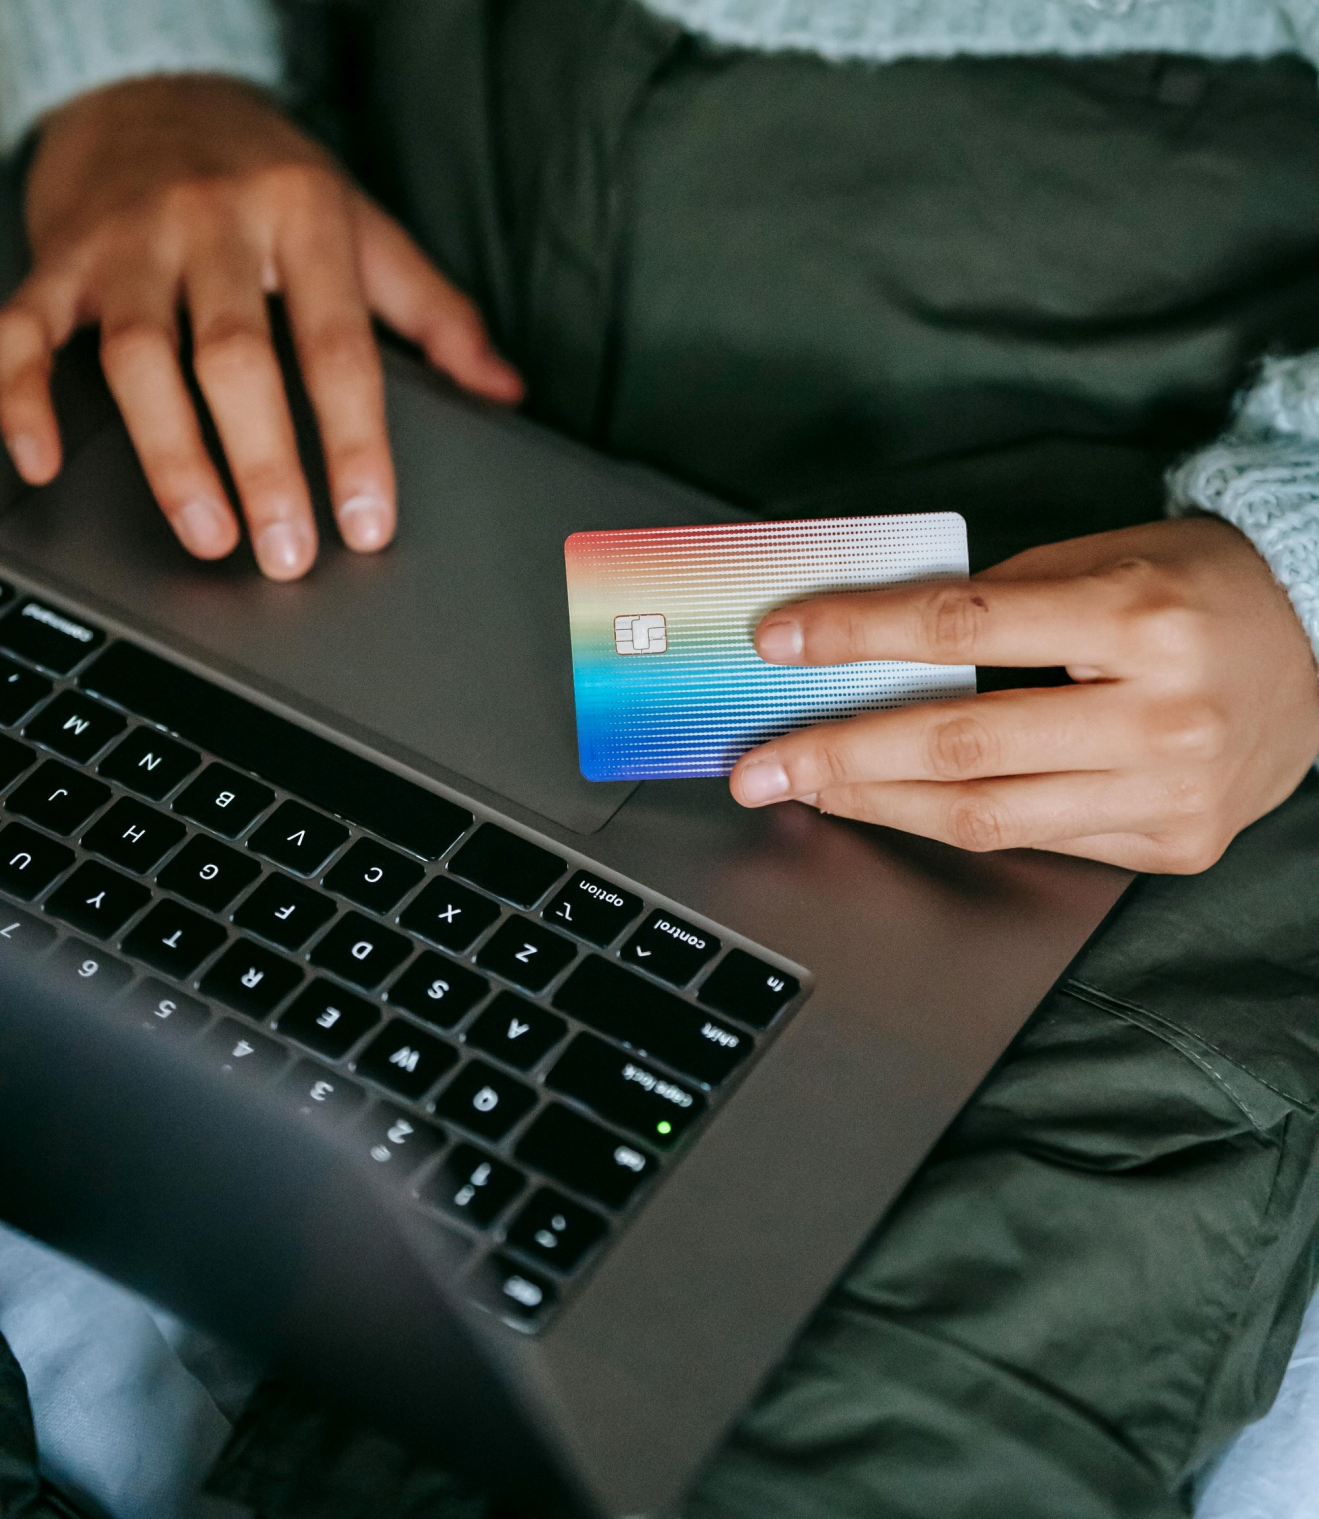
left=565, top=514, right=974, bottom=781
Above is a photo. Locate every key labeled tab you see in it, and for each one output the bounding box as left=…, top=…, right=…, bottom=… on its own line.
left=515, top=1104, right=657, bottom=1210
left=621, top=909, right=720, bottom=987
left=0, top=600, right=104, bottom=674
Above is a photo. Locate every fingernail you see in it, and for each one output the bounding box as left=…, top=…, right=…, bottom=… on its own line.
left=737, top=760, right=791, bottom=806
left=176, top=498, right=235, bottom=558
left=757, top=618, right=804, bottom=663
left=6, top=433, right=47, bottom=480
left=254, top=519, right=314, bottom=580
left=337, top=493, right=392, bottom=552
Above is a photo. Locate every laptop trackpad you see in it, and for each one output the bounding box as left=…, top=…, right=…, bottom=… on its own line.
left=0, top=375, right=739, bottom=835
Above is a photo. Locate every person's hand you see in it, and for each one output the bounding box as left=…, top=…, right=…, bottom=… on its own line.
left=0, top=75, right=523, bottom=579
left=729, top=517, right=1319, bottom=872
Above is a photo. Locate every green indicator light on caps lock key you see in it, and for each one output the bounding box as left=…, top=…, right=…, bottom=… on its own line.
left=657, top=1121, right=672, bottom=1136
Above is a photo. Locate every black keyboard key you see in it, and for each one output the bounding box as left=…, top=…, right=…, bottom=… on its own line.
left=201, top=1018, right=289, bottom=1084
left=98, top=728, right=199, bottom=800
left=472, top=1254, right=556, bottom=1323
left=324, top=838, right=423, bottom=914
left=356, top=1103, right=446, bottom=1175
left=506, top=1188, right=606, bottom=1273
left=0, top=904, right=57, bottom=958
left=309, top=910, right=411, bottom=990
left=25, top=690, right=125, bottom=763
left=48, top=939, right=133, bottom=996
left=542, top=871, right=643, bottom=946
left=434, top=1060, right=536, bottom=1141
left=200, top=939, right=303, bottom=1016
left=120, top=979, right=210, bottom=1037
left=475, top=918, right=576, bottom=993
left=0, top=600, right=104, bottom=674
left=698, top=949, right=800, bottom=1028
left=45, top=860, right=151, bottom=938
left=546, top=1035, right=705, bottom=1149
left=84, top=642, right=473, bottom=858
left=233, top=872, right=335, bottom=950
left=0, top=658, right=51, bottom=726
left=173, top=765, right=273, bottom=837
left=386, top=952, right=488, bottom=1030
left=0, top=733, right=35, bottom=790
left=465, top=992, right=566, bottom=1070
left=553, top=956, right=750, bottom=1086
left=276, top=979, right=382, bottom=1060
left=83, top=797, right=186, bottom=873
left=447, top=825, right=565, bottom=908
left=248, top=800, right=349, bottom=875
left=157, top=835, right=260, bottom=911
left=8, top=761, right=110, bottom=834
left=282, top=1061, right=367, bottom=1126
left=0, top=822, right=73, bottom=898
left=353, top=1019, right=458, bottom=1100
left=121, top=899, right=227, bottom=976
left=398, top=877, right=499, bottom=953
left=423, top=1144, right=524, bottom=1227
left=621, top=910, right=720, bottom=987
left=515, top=1105, right=656, bottom=1210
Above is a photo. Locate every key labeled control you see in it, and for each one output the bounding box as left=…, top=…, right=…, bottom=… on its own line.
left=621, top=909, right=720, bottom=986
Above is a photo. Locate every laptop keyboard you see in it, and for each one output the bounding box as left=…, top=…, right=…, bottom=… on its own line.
left=0, top=586, right=807, bottom=1331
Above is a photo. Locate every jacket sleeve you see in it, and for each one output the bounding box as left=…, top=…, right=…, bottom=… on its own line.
left=0, top=0, right=283, bottom=154
left=1167, top=351, right=1319, bottom=668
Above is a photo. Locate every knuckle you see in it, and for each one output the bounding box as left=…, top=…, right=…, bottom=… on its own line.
left=927, top=714, right=995, bottom=779
left=808, top=734, right=855, bottom=792
left=946, top=793, right=1011, bottom=853
left=303, top=320, right=372, bottom=374
left=920, top=586, right=989, bottom=660
left=100, top=320, right=174, bottom=374
left=255, top=161, right=339, bottom=212
left=1132, top=604, right=1207, bottom=666
left=1157, top=831, right=1227, bottom=875
left=1148, top=700, right=1227, bottom=763
left=192, top=326, right=272, bottom=387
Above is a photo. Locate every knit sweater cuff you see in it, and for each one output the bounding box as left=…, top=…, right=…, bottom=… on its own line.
left=0, top=0, right=283, bottom=155
left=1167, top=354, right=1319, bottom=668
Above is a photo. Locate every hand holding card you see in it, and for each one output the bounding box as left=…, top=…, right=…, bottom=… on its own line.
left=565, top=515, right=973, bottom=781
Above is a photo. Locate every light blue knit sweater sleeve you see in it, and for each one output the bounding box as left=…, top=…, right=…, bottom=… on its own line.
left=0, top=0, right=283, bottom=154
left=1169, top=356, right=1319, bottom=665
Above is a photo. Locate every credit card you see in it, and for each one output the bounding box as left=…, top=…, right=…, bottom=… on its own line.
left=565, top=513, right=974, bottom=781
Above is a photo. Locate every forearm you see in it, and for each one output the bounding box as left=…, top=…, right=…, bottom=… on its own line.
left=0, top=0, right=282, bottom=154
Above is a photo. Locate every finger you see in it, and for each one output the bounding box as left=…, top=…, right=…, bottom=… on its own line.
left=277, top=191, right=395, bottom=553
left=731, top=684, right=1148, bottom=804
left=184, top=231, right=317, bottom=578
left=753, top=576, right=1132, bottom=671
left=353, top=195, right=524, bottom=403
left=0, top=272, right=79, bottom=482
left=96, top=254, right=240, bottom=560
left=798, top=771, right=1177, bottom=854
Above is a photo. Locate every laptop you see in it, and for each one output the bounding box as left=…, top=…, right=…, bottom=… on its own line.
left=0, top=341, right=1130, bottom=1516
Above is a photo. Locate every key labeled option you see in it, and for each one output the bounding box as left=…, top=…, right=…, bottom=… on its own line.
left=698, top=948, right=800, bottom=1028
left=248, top=800, right=349, bottom=876
left=434, top=1059, right=536, bottom=1141
left=45, top=859, right=151, bottom=938
left=0, top=657, right=51, bottom=727
left=399, top=877, right=498, bottom=953
left=8, top=760, right=110, bottom=835
left=475, top=918, right=576, bottom=993
left=542, top=870, right=643, bottom=946
left=423, top=1143, right=524, bottom=1227
left=98, top=727, right=199, bottom=800
left=157, top=835, right=260, bottom=912
left=309, top=910, right=411, bottom=990
left=0, top=600, right=104, bottom=674
left=0, top=822, right=74, bottom=899
left=119, top=978, right=210, bottom=1038
left=173, top=765, right=273, bottom=837
left=276, top=978, right=381, bottom=1060
left=516, top=1104, right=656, bottom=1210
left=233, top=872, right=335, bottom=950
left=465, top=992, right=565, bottom=1071
left=353, top=1019, right=458, bottom=1100
left=83, top=797, right=186, bottom=874
left=386, top=951, right=488, bottom=1029
left=546, top=1035, right=705, bottom=1148
left=447, top=824, right=565, bottom=908
left=621, top=909, right=720, bottom=987
left=122, top=898, right=227, bottom=976
left=201, top=1018, right=288, bottom=1084
left=25, top=690, right=125, bottom=764
left=506, top=1188, right=606, bottom=1273
left=356, top=1102, right=446, bottom=1174
left=324, top=837, right=423, bottom=914
left=200, top=939, right=303, bottom=1016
